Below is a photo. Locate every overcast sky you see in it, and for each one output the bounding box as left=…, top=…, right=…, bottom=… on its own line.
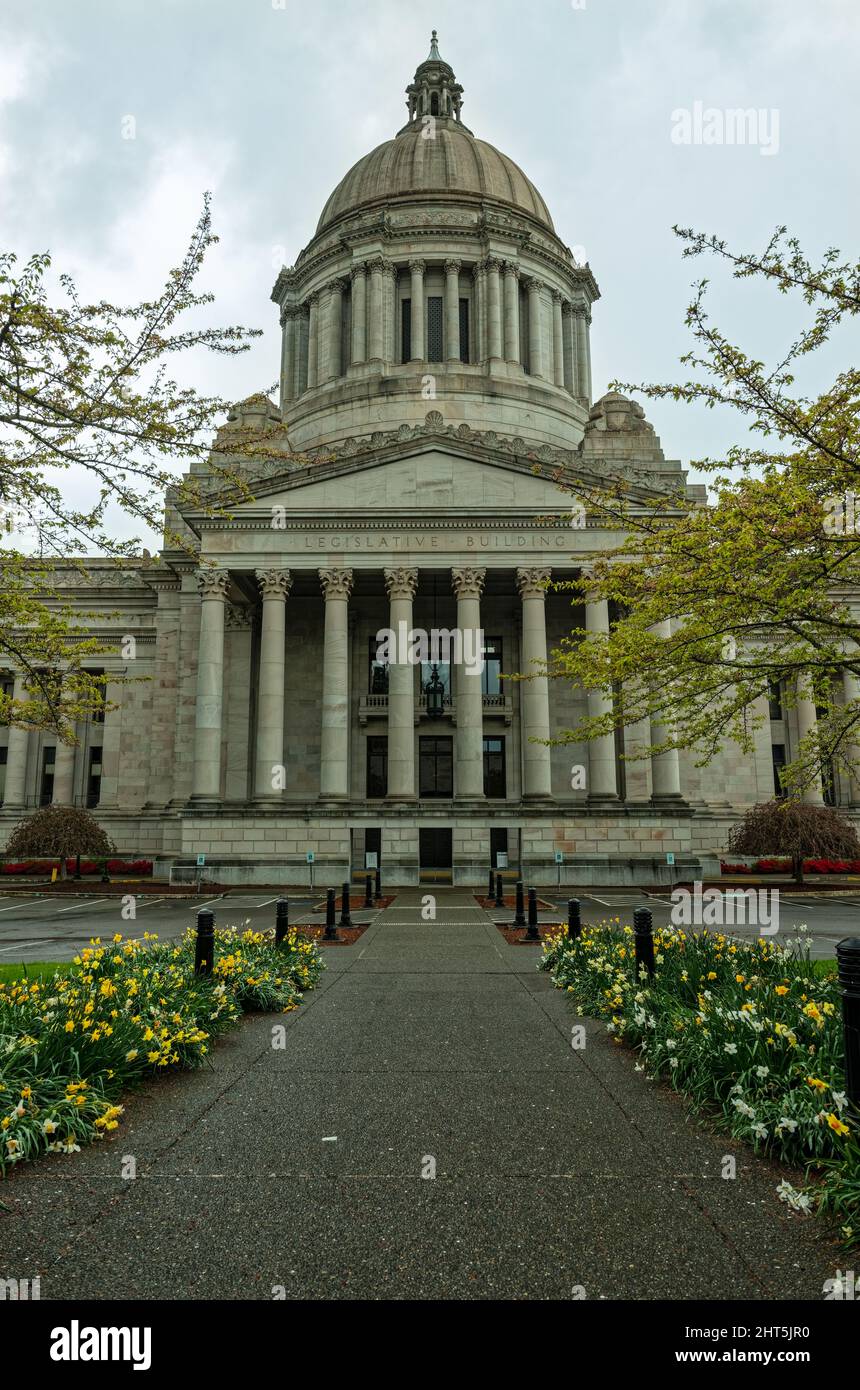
left=1, top=0, right=858, bottom=548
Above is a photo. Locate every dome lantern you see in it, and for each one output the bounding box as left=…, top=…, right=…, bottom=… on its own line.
left=405, top=30, right=466, bottom=127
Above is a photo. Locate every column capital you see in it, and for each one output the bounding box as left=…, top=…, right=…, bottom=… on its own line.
left=409, top=258, right=426, bottom=274
left=451, top=566, right=486, bottom=600
left=384, top=566, right=419, bottom=601
left=561, top=296, right=575, bottom=316
left=504, top=261, right=520, bottom=279
left=305, top=287, right=323, bottom=307
left=350, top=262, right=367, bottom=281
left=550, top=286, right=564, bottom=304
left=255, top=568, right=292, bottom=600
left=319, top=567, right=354, bottom=600
left=328, top=276, right=348, bottom=295
left=516, top=567, right=552, bottom=599
left=524, top=276, right=544, bottom=294
left=444, top=258, right=462, bottom=275
left=483, top=255, right=503, bottom=273
left=197, top=568, right=230, bottom=601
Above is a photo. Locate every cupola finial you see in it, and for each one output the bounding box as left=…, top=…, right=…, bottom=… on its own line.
left=404, top=30, right=466, bottom=127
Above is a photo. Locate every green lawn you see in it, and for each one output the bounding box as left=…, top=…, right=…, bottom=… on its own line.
left=0, top=960, right=74, bottom=985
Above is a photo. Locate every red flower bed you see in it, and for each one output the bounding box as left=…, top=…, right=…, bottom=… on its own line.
left=721, top=857, right=860, bottom=875
left=1, top=858, right=153, bottom=876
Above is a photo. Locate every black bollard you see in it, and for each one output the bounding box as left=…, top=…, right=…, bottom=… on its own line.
left=194, top=908, right=215, bottom=976
left=526, top=887, right=540, bottom=941
left=364, top=874, right=373, bottom=909
left=100, top=857, right=110, bottom=884
left=340, top=880, right=353, bottom=930
left=374, top=867, right=382, bottom=902
left=324, top=888, right=338, bottom=941
left=514, top=879, right=526, bottom=928
left=634, top=907, right=655, bottom=979
left=488, top=867, right=495, bottom=900
left=837, top=938, right=860, bottom=1108
left=73, top=853, right=82, bottom=881
left=568, top=898, right=581, bottom=940
left=495, top=872, right=504, bottom=909
left=275, top=897, right=289, bottom=946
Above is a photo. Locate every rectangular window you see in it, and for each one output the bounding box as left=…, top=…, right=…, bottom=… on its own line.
left=458, top=298, right=470, bottom=364
left=86, top=745, right=103, bottom=808
left=419, top=735, right=453, bottom=797
left=366, top=736, right=388, bottom=798
left=427, top=296, right=443, bottom=362
left=483, top=736, right=506, bottom=798
left=401, top=298, right=411, bottom=363
left=768, top=681, right=783, bottom=721
left=481, top=637, right=502, bottom=696
left=771, top=743, right=787, bottom=797
left=40, top=745, right=55, bottom=806
left=368, top=637, right=389, bottom=695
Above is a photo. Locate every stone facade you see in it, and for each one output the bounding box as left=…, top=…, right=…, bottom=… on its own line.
left=1, top=36, right=855, bottom=885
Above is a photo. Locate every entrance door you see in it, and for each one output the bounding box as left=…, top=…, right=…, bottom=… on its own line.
left=419, top=827, right=452, bottom=883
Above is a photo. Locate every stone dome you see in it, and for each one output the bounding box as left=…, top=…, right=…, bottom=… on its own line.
left=316, top=31, right=553, bottom=234
left=317, top=126, right=554, bottom=234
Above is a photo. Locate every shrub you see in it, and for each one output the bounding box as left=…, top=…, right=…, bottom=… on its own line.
left=5, top=806, right=116, bottom=877
left=0, top=926, right=324, bottom=1172
left=727, top=800, right=860, bottom=883
left=541, top=922, right=857, bottom=1246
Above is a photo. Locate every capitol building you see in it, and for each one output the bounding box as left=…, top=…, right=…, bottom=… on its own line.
left=0, top=35, right=842, bottom=886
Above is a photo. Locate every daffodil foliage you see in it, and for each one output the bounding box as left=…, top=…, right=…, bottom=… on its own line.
left=0, top=195, right=285, bottom=733
left=552, top=226, right=860, bottom=799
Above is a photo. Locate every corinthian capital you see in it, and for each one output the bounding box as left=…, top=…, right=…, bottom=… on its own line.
left=516, top=567, right=552, bottom=599
left=197, top=568, right=231, bottom=601
left=319, top=568, right=354, bottom=600
left=384, top=567, right=419, bottom=601
left=256, top=568, right=292, bottom=600
left=409, top=258, right=426, bottom=274
left=451, top=566, right=486, bottom=600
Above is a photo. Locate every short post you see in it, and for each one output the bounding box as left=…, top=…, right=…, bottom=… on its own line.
left=836, top=938, right=860, bottom=1108
left=73, top=853, right=82, bottom=881
left=100, top=857, right=110, bottom=884
left=567, top=898, right=581, bottom=940
left=324, top=888, right=338, bottom=941
left=514, top=878, right=526, bottom=928
left=275, top=897, right=289, bottom=946
left=374, top=867, right=382, bottom=902
left=340, top=880, right=352, bottom=930
left=494, top=872, right=504, bottom=909
left=364, top=874, right=373, bottom=909
left=634, top=906, right=655, bottom=979
left=194, top=908, right=215, bottom=976
left=526, top=887, right=540, bottom=941
left=487, top=867, right=494, bottom=900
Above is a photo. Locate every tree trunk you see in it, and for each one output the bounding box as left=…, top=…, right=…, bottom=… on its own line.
left=792, top=853, right=804, bottom=886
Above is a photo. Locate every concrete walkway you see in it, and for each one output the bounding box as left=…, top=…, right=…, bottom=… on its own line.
left=0, top=889, right=840, bottom=1300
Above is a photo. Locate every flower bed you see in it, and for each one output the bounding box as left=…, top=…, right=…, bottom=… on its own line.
left=0, top=926, right=323, bottom=1172
left=540, top=922, right=858, bottom=1245
left=1, top=858, right=153, bottom=876
left=720, top=857, right=860, bottom=874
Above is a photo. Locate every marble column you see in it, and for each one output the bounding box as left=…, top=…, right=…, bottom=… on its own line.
left=368, top=259, right=384, bottom=361
left=843, top=666, right=860, bottom=804
left=562, top=300, right=576, bottom=393
left=323, top=279, right=345, bottom=381
left=444, top=259, right=461, bottom=365
left=474, top=262, right=487, bottom=363
left=306, top=292, right=320, bottom=389
left=503, top=263, right=520, bottom=363
left=97, top=679, right=122, bottom=809
left=319, top=568, right=353, bottom=800
left=452, top=567, right=486, bottom=799
left=526, top=279, right=544, bottom=380
left=649, top=619, right=683, bottom=801
left=191, top=568, right=230, bottom=803
left=486, top=258, right=503, bottom=362
left=52, top=737, right=77, bottom=805
left=254, top=569, right=292, bottom=799
left=409, top=259, right=425, bottom=362
left=382, top=261, right=396, bottom=363
left=384, top=567, right=418, bottom=800
left=584, top=595, right=618, bottom=802
left=584, top=309, right=593, bottom=402
left=295, top=305, right=309, bottom=396
left=350, top=263, right=367, bottom=365
left=3, top=674, right=30, bottom=808
left=516, top=568, right=553, bottom=799
left=279, top=306, right=299, bottom=411
left=796, top=673, right=825, bottom=804
left=551, top=289, right=565, bottom=387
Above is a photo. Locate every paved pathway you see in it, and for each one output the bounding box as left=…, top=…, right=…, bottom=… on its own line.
left=0, top=889, right=840, bottom=1299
